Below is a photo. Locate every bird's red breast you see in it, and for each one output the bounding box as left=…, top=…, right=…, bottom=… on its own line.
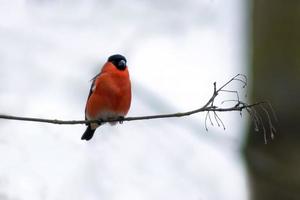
left=85, top=61, right=131, bottom=121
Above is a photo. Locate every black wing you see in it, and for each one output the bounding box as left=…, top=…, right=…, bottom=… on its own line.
left=84, top=73, right=100, bottom=121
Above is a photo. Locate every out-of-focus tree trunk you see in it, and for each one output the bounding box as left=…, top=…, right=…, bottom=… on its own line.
left=244, top=0, right=300, bottom=200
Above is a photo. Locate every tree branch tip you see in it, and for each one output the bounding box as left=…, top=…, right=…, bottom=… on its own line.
left=0, top=74, right=276, bottom=144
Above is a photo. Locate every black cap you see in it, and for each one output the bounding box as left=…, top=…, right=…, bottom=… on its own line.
left=108, top=54, right=127, bottom=70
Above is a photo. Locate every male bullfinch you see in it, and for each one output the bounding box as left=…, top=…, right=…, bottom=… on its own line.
left=81, top=54, right=131, bottom=140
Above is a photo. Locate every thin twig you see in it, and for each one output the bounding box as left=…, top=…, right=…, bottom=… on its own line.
left=213, top=111, right=226, bottom=130
left=0, top=104, right=256, bottom=125
left=0, top=74, right=277, bottom=143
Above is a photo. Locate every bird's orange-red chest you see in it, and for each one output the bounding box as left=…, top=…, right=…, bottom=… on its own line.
left=85, top=62, right=131, bottom=120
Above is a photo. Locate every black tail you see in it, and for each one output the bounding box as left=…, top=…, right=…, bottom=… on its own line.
left=81, top=125, right=96, bottom=140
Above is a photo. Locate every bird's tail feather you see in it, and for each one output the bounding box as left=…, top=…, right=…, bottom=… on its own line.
left=81, top=125, right=96, bottom=140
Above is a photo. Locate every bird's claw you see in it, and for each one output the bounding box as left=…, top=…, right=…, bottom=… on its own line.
left=118, top=116, right=125, bottom=124
left=97, top=119, right=103, bottom=125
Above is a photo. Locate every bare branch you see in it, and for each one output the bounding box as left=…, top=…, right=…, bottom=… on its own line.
left=0, top=74, right=277, bottom=143
left=213, top=111, right=226, bottom=130
left=0, top=104, right=258, bottom=125
left=260, top=104, right=276, bottom=140
left=204, top=111, right=210, bottom=131
left=219, top=89, right=240, bottom=103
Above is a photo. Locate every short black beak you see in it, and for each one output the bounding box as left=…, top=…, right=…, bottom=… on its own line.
left=117, top=60, right=126, bottom=70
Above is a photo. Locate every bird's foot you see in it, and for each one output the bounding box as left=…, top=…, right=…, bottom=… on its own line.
left=118, top=116, right=125, bottom=124
left=96, top=119, right=103, bottom=125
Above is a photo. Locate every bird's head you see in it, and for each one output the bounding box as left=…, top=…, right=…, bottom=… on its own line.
left=108, top=54, right=127, bottom=70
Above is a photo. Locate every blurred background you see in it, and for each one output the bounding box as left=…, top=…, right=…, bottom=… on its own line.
left=0, top=0, right=298, bottom=200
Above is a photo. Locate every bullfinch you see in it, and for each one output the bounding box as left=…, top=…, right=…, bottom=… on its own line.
left=81, top=54, right=131, bottom=140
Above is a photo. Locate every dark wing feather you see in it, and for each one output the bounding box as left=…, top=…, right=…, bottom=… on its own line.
left=84, top=73, right=100, bottom=121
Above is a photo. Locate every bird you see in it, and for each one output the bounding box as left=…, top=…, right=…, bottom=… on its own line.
left=81, top=54, right=131, bottom=140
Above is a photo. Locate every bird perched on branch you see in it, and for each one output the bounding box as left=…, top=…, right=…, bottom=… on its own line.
left=81, top=54, right=132, bottom=140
